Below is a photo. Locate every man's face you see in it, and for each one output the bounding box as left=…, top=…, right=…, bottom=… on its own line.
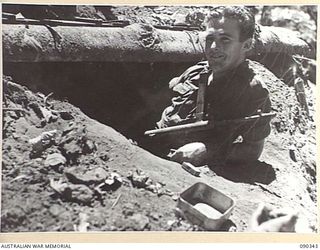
left=205, top=17, right=250, bottom=75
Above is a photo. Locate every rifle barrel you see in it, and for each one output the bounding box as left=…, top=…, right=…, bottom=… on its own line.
left=144, top=112, right=276, bottom=136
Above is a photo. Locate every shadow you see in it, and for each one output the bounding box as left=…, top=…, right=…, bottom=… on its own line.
left=209, top=160, right=276, bottom=185
left=219, top=219, right=237, bottom=232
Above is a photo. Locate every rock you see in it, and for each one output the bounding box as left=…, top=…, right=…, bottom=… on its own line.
left=49, top=204, right=63, bottom=217
left=12, top=133, right=19, bottom=139
left=74, top=213, right=90, bottom=232
left=50, top=179, right=93, bottom=204
left=99, top=153, right=109, bottom=162
left=115, top=214, right=150, bottom=231
left=127, top=169, right=149, bottom=188
left=29, top=130, right=57, bottom=155
left=62, top=122, right=76, bottom=136
left=128, top=169, right=171, bottom=196
left=50, top=179, right=69, bottom=194
left=82, top=139, right=97, bottom=154
left=65, top=166, right=109, bottom=185
left=1, top=207, right=26, bottom=227
left=172, top=13, right=187, bottom=25
left=39, top=106, right=58, bottom=123
left=122, top=203, right=135, bottom=217
left=129, top=214, right=150, bottom=230
left=67, top=184, right=94, bottom=204
left=76, top=5, right=106, bottom=20
left=104, top=173, right=122, bottom=186
left=94, top=173, right=123, bottom=194
left=59, top=125, right=95, bottom=163
left=149, top=212, right=160, bottom=221
left=44, top=153, right=66, bottom=168
left=186, top=11, right=206, bottom=27
left=172, top=193, right=180, bottom=201
left=62, top=139, right=82, bottom=163
left=59, top=111, right=74, bottom=120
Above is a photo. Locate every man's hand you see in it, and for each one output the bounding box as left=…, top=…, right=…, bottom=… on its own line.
left=167, top=142, right=207, bottom=166
left=250, top=203, right=298, bottom=232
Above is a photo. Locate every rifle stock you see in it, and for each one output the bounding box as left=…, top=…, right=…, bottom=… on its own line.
left=144, top=112, right=276, bottom=136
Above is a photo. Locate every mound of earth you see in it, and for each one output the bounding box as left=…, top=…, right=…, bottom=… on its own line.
left=1, top=4, right=317, bottom=233
left=1, top=63, right=316, bottom=232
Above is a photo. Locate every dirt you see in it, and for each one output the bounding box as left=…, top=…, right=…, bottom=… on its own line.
left=1, top=63, right=317, bottom=232
left=1, top=5, right=317, bottom=233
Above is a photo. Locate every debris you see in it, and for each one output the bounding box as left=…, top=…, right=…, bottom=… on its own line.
left=39, top=106, right=58, bottom=123
left=50, top=178, right=69, bottom=195
left=128, top=139, right=137, bottom=145
left=49, top=204, right=63, bottom=217
left=50, top=179, right=95, bottom=204
left=167, top=219, right=176, bottom=227
left=3, top=107, right=26, bottom=113
left=62, top=122, right=76, bottom=136
left=99, top=153, right=109, bottom=162
left=68, top=184, right=95, bottom=204
left=82, top=139, right=97, bottom=154
left=105, top=173, right=123, bottom=186
left=43, top=92, right=53, bottom=107
left=289, top=145, right=297, bottom=162
left=127, top=169, right=150, bottom=188
left=197, top=165, right=212, bottom=175
left=171, top=193, right=180, bottom=201
left=60, top=139, right=82, bottom=163
left=10, top=175, right=28, bottom=182
left=127, top=169, right=172, bottom=196
left=113, top=213, right=150, bottom=231
left=59, top=125, right=95, bottom=163
left=149, top=212, right=160, bottom=221
left=167, top=218, right=195, bottom=231
left=29, top=130, right=57, bottom=155
left=74, top=213, right=90, bottom=232
left=94, top=172, right=123, bottom=194
left=172, top=12, right=187, bottom=26
left=254, top=182, right=282, bottom=198
left=28, top=101, right=58, bottom=124
left=65, top=166, right=109, bottom=185
left=127, top=214, right=150, bottom=231
left=181, top=162, right=201, bottom=177
left=44, top=153, right=66, bottom=168
left=12, top=133, right=19, bottom=139
left=122, top=203, right=135, bottom=216
left=59, top=111, right=74, bottom=120
left=111, top=193, right=122, bottom=209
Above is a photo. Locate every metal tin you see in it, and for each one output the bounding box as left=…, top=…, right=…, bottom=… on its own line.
left=176, top=182, right=236, bottom=230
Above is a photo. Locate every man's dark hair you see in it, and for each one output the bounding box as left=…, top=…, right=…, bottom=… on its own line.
left=205, top=6, right=255, bottom=42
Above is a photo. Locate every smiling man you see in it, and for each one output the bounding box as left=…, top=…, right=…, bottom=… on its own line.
left=156, top=6, right=274, bottom=165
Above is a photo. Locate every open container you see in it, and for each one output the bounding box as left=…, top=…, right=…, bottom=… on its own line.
left=176, top=182, right=236, bottom=230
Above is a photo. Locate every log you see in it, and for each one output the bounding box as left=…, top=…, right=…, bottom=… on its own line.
left=2, top=23, right=204, bottom=63
left=2, top=23, right=311, bottom=63
left=249, top=25, right=312, bottom=57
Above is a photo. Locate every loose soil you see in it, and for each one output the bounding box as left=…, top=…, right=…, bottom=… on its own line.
left=1, top=67, right=316, bottom=232
left=1, top=5, right=317, bottom=233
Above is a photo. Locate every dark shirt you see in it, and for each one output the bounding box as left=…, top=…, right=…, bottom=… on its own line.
left=157, top=59, right=272, bottom=145
left=206, top=59, right=271, bottom=142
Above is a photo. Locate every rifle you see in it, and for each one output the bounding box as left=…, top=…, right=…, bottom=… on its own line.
left=144, top=112, right=276, bottom=136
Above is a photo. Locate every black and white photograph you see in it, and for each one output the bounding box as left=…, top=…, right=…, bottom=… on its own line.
left=1, top=4, right=318, bottom=233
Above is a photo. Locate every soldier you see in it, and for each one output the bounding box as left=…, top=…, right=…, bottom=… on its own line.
left=156, top=6, right=274, bottom=166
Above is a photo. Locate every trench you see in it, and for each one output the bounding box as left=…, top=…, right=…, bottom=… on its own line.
left=3, top=51, right=298, bottom=156
left=4, top=62, right=194, bottom=150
